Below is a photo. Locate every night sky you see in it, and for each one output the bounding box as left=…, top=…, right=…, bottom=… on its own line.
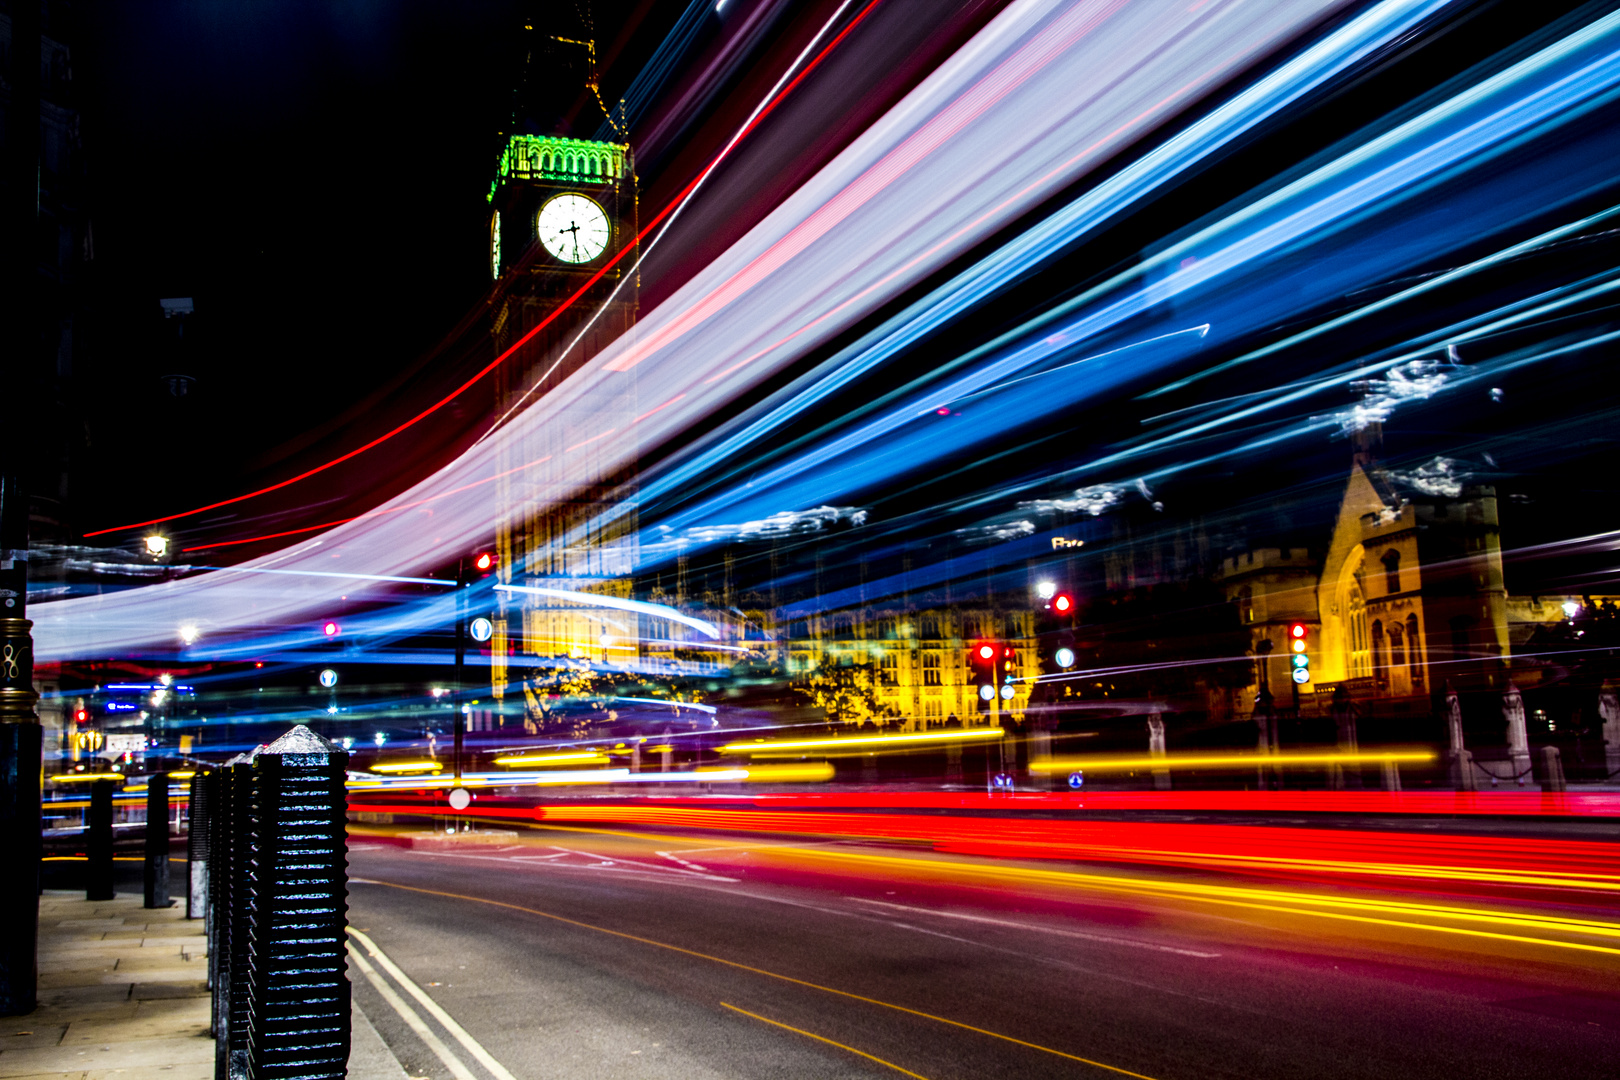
left=70, top=0, right=684, bottom=528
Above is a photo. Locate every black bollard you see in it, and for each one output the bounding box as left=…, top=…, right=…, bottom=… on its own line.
left=144, top=771, right=171, bottom=908
left=87, top=779, right=115, bottom=901
left=245, top=726, right=350, bottom=1080
left=220, top=754, right=256, bottom=1080
left=187, top=771, right=209, bottom=921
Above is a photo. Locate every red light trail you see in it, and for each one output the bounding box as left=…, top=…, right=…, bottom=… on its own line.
left=87, top=0, right=889, bottom=543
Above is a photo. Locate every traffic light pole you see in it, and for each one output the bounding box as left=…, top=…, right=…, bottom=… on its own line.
left=453, top=558, right=466, bottom=788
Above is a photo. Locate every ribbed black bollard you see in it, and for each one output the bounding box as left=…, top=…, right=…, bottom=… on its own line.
left=244, top=726, right=349, bottom=1080
left=145, top=771, right=171, bottom=908
left=86, top=779, right=115, bottom=901
left=220, top=754, right=256, bottom=1080
left=188, top=771, right=210, bottom=921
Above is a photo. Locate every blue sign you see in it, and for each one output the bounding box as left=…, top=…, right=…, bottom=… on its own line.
left=1068, top=771, right=1084, bottom=790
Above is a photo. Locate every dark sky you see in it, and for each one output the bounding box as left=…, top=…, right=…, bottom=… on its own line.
left=71, top=0, right=684, bottom=529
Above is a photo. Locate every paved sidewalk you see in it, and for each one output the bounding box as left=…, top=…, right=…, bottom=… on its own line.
left=1, top=891, right=408, bottom=1080
left=0, top=892, right=211, bottom=1080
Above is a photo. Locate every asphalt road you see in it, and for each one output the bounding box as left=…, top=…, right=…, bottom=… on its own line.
left=345, top=822, right=1620, bottom=1080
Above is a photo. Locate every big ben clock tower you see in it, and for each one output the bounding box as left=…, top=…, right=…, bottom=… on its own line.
left=484, top=21, right=641, bottom=718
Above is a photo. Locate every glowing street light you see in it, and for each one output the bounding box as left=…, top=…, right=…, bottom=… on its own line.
left=1036, top=581, right=1056, bottom=600
left=144, top=535, right=169, bottom=557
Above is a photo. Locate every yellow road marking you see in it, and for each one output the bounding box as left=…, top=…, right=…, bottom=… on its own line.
left=721, top=1002, right=933, bottom=1079
left=360, top=879, right=1160, bottom=1079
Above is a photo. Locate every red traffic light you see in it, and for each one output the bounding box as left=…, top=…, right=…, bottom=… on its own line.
left=474, top=551, right=496, bottom=572
left=74, top=709, right=88, bottom=723
left=977, top=643, right=996, bottom=660
left=1052, top=593, right=1074, bottom=614
left=323, top=621, right=340, bottom=637
left=1290, top=623, right=1308, bottom=639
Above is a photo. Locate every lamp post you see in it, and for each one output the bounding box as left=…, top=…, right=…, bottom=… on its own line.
left=1, top=0, right=43, bottom=1017
left=0, top=473, right=42, bottom=1015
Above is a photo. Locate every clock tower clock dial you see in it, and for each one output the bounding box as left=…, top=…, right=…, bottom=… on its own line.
left=536, top=193, right=611, bottom=264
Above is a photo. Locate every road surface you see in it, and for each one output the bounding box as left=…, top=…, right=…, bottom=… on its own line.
left=345, top=819, right=1619, bottom=1080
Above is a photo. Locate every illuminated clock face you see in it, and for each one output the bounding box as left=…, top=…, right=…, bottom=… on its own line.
left=536, top=194, right=610, bottom=264
left=490, top=211, right=501, bottom=280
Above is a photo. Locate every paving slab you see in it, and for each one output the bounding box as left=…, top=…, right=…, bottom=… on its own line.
left=127, top=985, right=207, bottom=1002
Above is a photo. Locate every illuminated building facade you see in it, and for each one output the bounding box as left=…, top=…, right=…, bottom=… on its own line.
left=1220, top=450, right=1617, bottom=723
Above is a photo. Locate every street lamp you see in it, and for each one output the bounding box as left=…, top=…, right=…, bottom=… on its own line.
left=144, top=535, right=169, bottom=557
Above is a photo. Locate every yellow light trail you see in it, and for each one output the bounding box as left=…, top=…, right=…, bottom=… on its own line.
left=492, top=751, right=610, bottom=766
left=370, top=761, right=444, bottom=774
left=776, top=846, right=1620, bottom=957
left=499, top=819, right=1620, bottom=957
left=1029, top=749, right=1436, bottom=772
left=49, top=773, right=125, bottom=782
left=721, top=728, right=1004, bottom=754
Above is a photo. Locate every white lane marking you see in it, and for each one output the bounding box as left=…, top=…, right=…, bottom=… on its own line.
left=349, top=928, right=522, bottom=1080
left=404, top=846, right=739, bottom=881
left=347, top=941, right=480, bottom=1080
left=657, top=850, right=712, bottom=874
left=848, top=898, right=1220, bottom=958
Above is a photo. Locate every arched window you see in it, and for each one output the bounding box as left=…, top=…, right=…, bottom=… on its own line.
left=922, top=652, right=941, bottom=686
left=1372, top=619, right=1388, bottom=689
left=1237, top=586, right=1254, bottom=624
left=880, top=652, right=898, bottom=686
left=920, top=616, right=941, bottom=640
left=1382, top=549, right=1401, bottom=595
left=565, top=153, right=575, bottom=173
left=541, top=152, right=551, bottom=172
left=1406, top=613, right=1424, bottom=689
left=1389, top=622, right=1406, bottom=680
left=592, top=156, right=602, bottom=176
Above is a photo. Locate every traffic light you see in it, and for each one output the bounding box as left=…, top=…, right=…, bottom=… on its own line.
left=971, top=642, right=998, bottom=706
left=1289, top=622, right=1310, bottom=684
left=322, top=620, right=340, bottom=637
left=997, top=645, right=1018, bottom=701
left=1051, top=592, right=1074, bottom=615
left=74, top=708, right=89, bottom=724
left=473, top=550, right=497, bottom=573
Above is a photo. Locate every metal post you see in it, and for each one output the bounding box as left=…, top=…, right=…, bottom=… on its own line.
left=0, top=711, right=42, bottom=1016
left=188, top=771, right=210, bottom=920
left=245, top=726, right=349, bottom=1080
left=454, top=559, right=467, bottom=786
left=1, top=507, right=43, bottom=1019
left=145, top=771, right=171, bottom=908
left=0, top=0, right=43, bottom=1024
left=87, top=779, right=115, bottom=901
